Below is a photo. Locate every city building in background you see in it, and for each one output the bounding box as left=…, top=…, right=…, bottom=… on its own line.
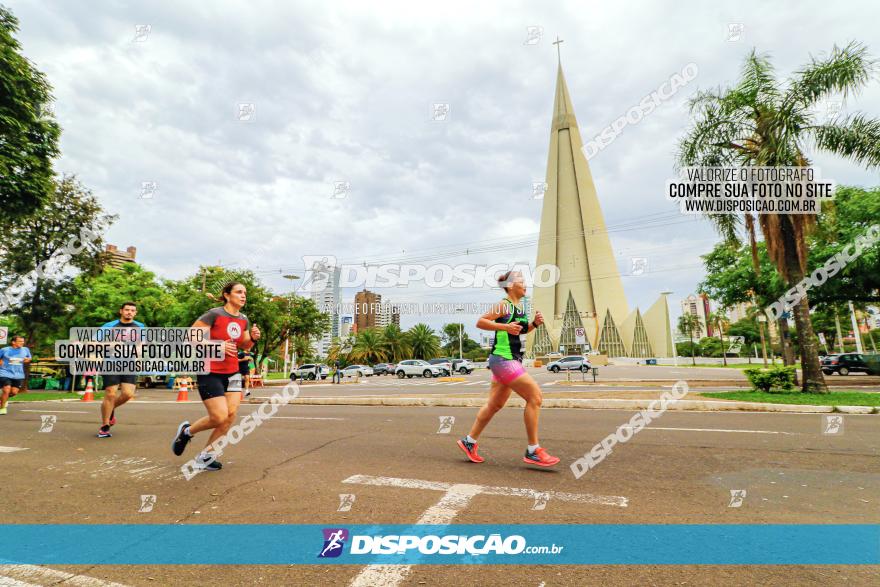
left=376, top=301, right=401, bottom=328
left=340, top=316, right=353, bottom=338
left=104, top=245, right=137, bottom=268
left=354, top=289, right=382, bottom=331
left=680, top=293, right=712, bottom=338
left=311, top=264, right=341, bottom=356
left=724, top=301, right=752, bottom=324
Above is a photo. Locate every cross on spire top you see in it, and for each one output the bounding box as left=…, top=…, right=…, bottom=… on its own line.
left=552, top=36, right=564, bottom=63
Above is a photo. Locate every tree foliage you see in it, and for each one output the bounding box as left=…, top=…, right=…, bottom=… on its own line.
left=0, top=5, right=61, bottom=219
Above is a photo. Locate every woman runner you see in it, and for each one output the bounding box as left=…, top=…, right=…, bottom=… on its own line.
left=457, top=270, right=560, bottom=467
left=171, top=282, right=260, bottom=471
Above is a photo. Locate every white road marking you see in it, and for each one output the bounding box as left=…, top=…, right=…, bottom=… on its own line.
left=19, top=410, right=89, bottom=414
left=0, top=565, right=130, bottom=587
left=270, top=416, right=346, bottom=421
left=0, top=446, right=28, bottom=453
left=633, top=427, right=797, bottom=435
left=344, top=474, right=626, bottom=587
left=0, top=577, right=39, bottom=586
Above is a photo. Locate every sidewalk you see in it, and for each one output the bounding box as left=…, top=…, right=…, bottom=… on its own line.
left=245, top=389, right=879, bottom=414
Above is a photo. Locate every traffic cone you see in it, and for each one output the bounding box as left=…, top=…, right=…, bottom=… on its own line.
left=81, top=378, right=95, bottom=402
left=176, top=378, right=189, bottom=402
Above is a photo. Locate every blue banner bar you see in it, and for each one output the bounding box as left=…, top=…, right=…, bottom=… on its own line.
left=0, top=525, right=876, bottom=565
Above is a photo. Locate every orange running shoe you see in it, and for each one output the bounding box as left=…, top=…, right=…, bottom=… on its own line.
left=457, top=437, right=484, bottom=463
left=523, top=447, right=559, bottom=467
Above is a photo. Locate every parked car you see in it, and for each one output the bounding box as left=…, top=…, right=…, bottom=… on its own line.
left=821, top=353, right=869, bottom=376
left=428, top=358, right=452, bottom=376
left=546, top=355, right=591, bottom=373
left=291, top=363, right=329, bottom=380
left=138, top=374, right=169, bottom=388
left=373, top=363, right=396, bottom=375
left=395, top=360, right=442, bottom=378
left=451, top=359, right=474, bottom=374
left=342, top=364, right=374, bottom=377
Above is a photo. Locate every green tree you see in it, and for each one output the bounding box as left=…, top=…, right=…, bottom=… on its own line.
left=291, top=334, right=315, bottom=364
left=679, top=42, right=880, bottom=392
left=406, top=323, right=440, bottom=360
left=350, top=328, right=388, bottom=364
left=381, top=323, right=411, bottom=362
left=677, top=314, right=703, bottom=366
left=165, top=269, right=327, bottom=366
left=0, top=6, right=61, bottom=219
left=707, top=311, right=730, bottom=365
left=0, top=176, right=114, bottom=345
left=441, top=322, right=472, bottom=357
left=65, top=264, right=176, bottom=328
left=808, top=185, right=880, bottom=306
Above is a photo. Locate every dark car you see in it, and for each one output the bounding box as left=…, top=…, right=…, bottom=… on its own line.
left=821, top=353, right=869, bottom=376
left=373, top=363, right=396, bottom=375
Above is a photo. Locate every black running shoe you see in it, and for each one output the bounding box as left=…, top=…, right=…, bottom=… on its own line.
left=195, top=455, right=222, bottom=471
left=97, top=425, right=112, bottom=438
left=172, top=420, right=191, bottom=456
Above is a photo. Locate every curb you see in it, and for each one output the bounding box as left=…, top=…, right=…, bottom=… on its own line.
left=248, top=396, right=879, bottom=414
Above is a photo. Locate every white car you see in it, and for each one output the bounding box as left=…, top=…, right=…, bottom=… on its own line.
left=291, top=364, right=329, bottom=380
left=395, top=360, right=442, bottom=378
left=342, top=364, right=374, bottom=377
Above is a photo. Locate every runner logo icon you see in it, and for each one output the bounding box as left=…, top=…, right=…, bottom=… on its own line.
left=318, top=528, right=349, bottom=558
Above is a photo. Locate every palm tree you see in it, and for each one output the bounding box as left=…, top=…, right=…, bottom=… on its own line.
left=707, top=311, right=730, bottom=366
left=407, top=323, right=441, bottom=360
left=678, top=42, right=880, bottom=393
left=327, top=335, right=355, bottom=365
left=381, top=323, right=411, bottom=362
left=678, top=314, right=703, bottom=366
left=291, top=334, right=314, bottom=365
left=350, top=328, right=388, bottom=365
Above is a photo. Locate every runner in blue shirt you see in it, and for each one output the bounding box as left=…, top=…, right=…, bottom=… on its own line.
left=97, top=302, right=146, bottom=438
left=0, top=335, right=33, bottom=415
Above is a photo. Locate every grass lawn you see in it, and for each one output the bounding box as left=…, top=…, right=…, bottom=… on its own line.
left=9, top=391, right=105, bottom=402
left=702, top=390, right=880, bottom=406
left=265, top=372, right=289, bottom=380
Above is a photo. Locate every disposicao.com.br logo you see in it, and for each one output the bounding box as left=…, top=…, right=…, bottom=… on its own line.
left=318, top=528, right=563, bottom=558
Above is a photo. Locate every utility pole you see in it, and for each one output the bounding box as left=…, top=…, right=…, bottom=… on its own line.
left=757, top=314, right=769, bottom=367
left=834, top=308, right=845, bottom=353
left=848, top=300, right=864, bottom=354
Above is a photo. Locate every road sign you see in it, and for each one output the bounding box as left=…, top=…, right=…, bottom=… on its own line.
left=727, top=335, right=745, bottom=354
left=0, top=327, right=7, bottom=345
left=818, top=332, right=827, bottom=347
left=574, top=327, right=586, bottom=345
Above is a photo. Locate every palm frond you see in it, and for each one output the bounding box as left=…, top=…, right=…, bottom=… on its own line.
left=784, top=41, right=876, bottom=111
left=809, top=113, right=880, bottom=169
left=735, top=50, right=781, bottom=108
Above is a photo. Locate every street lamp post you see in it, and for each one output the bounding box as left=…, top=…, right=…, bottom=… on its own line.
left=281, top=274, right=301, bottom=376
left=455, top=307, right=464, bottom=359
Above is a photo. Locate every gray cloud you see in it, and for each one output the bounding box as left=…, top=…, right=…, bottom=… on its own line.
left=8, top=0, right=880, bottom=335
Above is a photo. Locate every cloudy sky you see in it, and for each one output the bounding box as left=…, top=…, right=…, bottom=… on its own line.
left=9, top=0, right=880, bottom=336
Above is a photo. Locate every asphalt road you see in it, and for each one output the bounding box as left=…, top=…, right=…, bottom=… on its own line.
left=0, top=396, right=877, bottom=586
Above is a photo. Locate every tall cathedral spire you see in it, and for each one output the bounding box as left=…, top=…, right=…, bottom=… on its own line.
left=529, top=60, right=630, bottom=355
